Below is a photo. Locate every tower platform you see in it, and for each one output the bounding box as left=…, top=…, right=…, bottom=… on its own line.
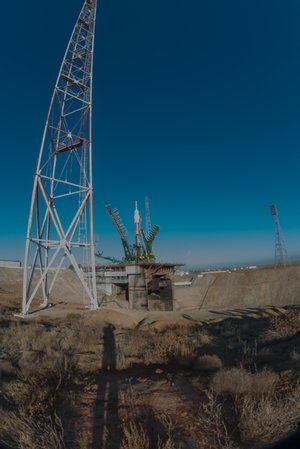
left=96, top=262, right=182, bottom=311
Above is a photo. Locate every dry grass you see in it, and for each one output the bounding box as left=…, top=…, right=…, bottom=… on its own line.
left=264, top=310, right=300, bottom=340
left=1, top=352, right=76, bottom=431
left=1, top=321, right=75, bottom=362
left=206, top=366, right=300, bottom=447
left=73, top=317, right=105, bottom=349
left=141, top=328, right=210, bottom=366
left=156, top=415, right=177, bottom=449
left=1, top=319, right=211, bottom=375
left=210, top=367, right=279, bottom=395
left=114, top=327, right=211, bottom=368
left=1, top=322, right=77, bottom=412
left=1, top=317, right=213, bottom=373
left=157, top=438, right=176, bottom=449
left=120, top=421, right=150, bottom=449
left=194, top=354, right=223, bottom=372
left=290, top=348, right=300, bottom=361
left=0, top=321, right=77, bottom=449
left=196, top=392, right=236, bottom=449
left=2, top=305, right=300, bottom=449
left=194, top=376, right=300, bottom=449
left=237, top=393, right=300, bottom=446
left=65, top=312, right=81, bottom=320
left=0, top=411, right=65, bottom=449
left=119, top=384, right=179, bottom=449
left=0, top=359, right=16, bottom=378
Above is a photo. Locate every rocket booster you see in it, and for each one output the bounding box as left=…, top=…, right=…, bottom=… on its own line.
left=134, top=201, right=141, bottom=227
left=134, top=201, right=141, bottom=252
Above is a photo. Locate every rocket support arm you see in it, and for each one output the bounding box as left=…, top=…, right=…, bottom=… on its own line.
left=105, top=203, right=135, bottom=261
left=141, top=225, right=159, bottom=261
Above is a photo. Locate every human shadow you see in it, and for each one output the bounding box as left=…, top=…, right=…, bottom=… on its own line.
left=92, top=323, right=121, bottom=449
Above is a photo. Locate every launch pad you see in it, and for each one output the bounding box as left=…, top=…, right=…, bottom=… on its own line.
left=96, top=262, right=181, bottom=311
left=95, top=199, right=181, bottom=311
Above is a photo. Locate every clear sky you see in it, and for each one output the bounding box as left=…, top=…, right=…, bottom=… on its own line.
left=1, top=0, right=300, bottom=268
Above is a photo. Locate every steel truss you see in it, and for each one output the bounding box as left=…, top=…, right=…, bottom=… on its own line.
left=270, top=204, right=288, bottom=266
left=22, top=0, right=98, bottom=314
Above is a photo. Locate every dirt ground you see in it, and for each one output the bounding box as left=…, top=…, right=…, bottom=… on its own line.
left=1, top=278, right=300, bottom=449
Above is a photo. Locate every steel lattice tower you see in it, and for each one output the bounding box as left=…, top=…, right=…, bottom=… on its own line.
left=145, top=195, right=151, bottom=238
left=22, top=0, right=98, bottom=315
left=270, top=204, right=288, bottom=266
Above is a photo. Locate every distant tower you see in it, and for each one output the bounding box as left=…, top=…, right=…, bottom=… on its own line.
left=22, top=0, right=98, bottom=315
left=270, top=204, right=288, bottom=265
left=145, top=195, right=151, bottom=237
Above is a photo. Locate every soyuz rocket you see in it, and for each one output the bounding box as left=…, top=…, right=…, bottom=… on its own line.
left=134, top=201, right=141, bottom=242
left=134, top=201, right=142, bottom=257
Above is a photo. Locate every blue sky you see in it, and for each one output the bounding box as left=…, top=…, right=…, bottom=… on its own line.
left=1, top=0, right=300, bottom=268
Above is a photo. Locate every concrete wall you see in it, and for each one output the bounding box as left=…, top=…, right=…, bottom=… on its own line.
left=128, top=273, right=148, bottom=310
left=0, top=260, right=21, bottom=268
left=0, top=267, right=89, bottom=305
left=173, top=264, right=300, bottom=310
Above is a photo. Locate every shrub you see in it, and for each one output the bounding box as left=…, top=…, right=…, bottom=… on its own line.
left=265, top=311, right=300, bottom=340
left=73, top=318, right=104, bottom=349
left=210, top=367, right=278, bottom=396
left=120, top=421, right=149, bottom=449
left=194, top=354, right=223, bottom=372
left=134, top=329, right=199, bottom=366
left=0, top=411, right=65, bottom=449
left=237, top=393, right=300, bottom=446
left=290, top=349, right=300, bottom=362
left=0, top=359, right=16, bottom=378
left=65, top=313, right=81, bottom=321
left=196, top=392, right=235, bottom=449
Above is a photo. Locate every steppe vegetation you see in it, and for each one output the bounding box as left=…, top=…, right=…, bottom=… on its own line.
left=1, top=297, right=300, bottom=449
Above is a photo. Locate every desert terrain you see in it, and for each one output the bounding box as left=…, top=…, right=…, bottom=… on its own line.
left=1, top=265, right=300, bottom=449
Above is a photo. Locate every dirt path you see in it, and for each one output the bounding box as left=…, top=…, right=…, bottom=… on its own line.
left=65, top=366, right=208, bottom=449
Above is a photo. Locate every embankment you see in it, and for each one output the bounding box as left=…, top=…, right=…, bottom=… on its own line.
left=174, top=264, right=300, bottom=310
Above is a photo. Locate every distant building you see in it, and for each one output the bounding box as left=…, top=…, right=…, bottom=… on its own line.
left=0, top=260, right=22, bottom=268
left=173, top=281, right=192, bottom=286
left=201, top=270, right=230, bottom=275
